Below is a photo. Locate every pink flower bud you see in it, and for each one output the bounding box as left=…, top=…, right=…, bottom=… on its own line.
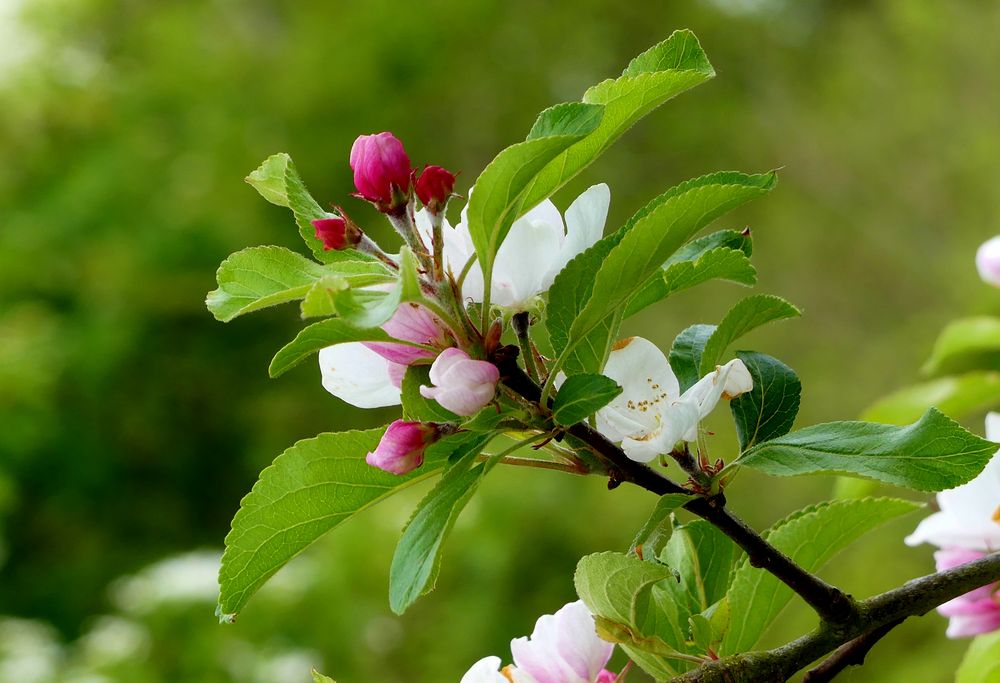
left=596, top=671, right=618, bottom=683
left=934, top=547, right=1000, bottom=638
left=419, top=348, right=499, bottom=416
left=415, top=165, right=456, bottom=213
left=977, top=236, right=1000, bottom=287
left=311, top=216, right=362, bottom=251
left=366, top=420, right=440, bottom=475
left=350, top=132, right=412, bottom=213
left=364, top=303, right=454, bottom=366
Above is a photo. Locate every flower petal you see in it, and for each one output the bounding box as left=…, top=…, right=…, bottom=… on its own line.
left=318, top=343, right=401, bottom=408
left=460, top=656, right=511, bottom=683
left=491, top=207, right=563, bottom=308
left=550, top=183, right=610, bottom=282
left=597, top=337, right=680, bottom=442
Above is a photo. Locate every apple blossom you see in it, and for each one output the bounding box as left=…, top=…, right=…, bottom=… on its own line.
left=415, top=183, right=610, bottom=310
left=366, top=420, right=440, bottom=475
left=310, top=216, right=362, bottom=251
left=419, top=348, right=499, bottom=416
left=460, top=601, right=616, bottom=683
left=976, top=236, right=1000, bottom=288
left=350, top=132, right=412, bottom=213
left=319, top=303, right=454, bottom=409
left=415, top=165, right=457, bottom=214
left=905, top=412, right=1000, bottom=551
left=933, top=547, right=1000, bottom=638
left=596, top=337, right=753, bottom=463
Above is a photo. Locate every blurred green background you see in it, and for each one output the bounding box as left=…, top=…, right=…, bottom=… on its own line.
left=2, top=0, right=999, bottom=680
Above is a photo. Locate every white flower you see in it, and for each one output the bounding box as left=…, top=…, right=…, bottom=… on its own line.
left=905, top=412, right=1000, bottom=551
left=417, top=184, right=610, bottom=310
left=977, top=236, right=1000, bottom=288
left=596, top=337, right=753, bottom=463
left=459, top=602, right=615, bottom=683
left=318, top=343, right=403, bottom=409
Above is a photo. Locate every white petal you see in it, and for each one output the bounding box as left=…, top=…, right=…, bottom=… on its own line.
left=491, top=209, right=563, bottom=308
left=318, top=343, right=401, bottom=408
left=547, top=183, right=610, bottom=285
left=682, top=359, right=746, bottom=420
left=597, top=337, right=680, bottom=442
left=904, top=510, right=1000, bottom=550
left=460, top=656, right=510, bottom=683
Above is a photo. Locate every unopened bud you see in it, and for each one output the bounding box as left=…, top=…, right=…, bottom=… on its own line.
left=415, top=165, right=457, bottom=214
left=366, top=420, right=441, bottom=475
left=350, top=132, right=412, bottom=214
left=419, top=348, right=499, bottom=416
left=311, top=216, right=362, bottom=251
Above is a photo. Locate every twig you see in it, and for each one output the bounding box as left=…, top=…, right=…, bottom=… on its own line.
left=512, top=312, right=539, bottom=382
left=800, top=618, right=903, bottom=683
left=670, top=552, right=1000, bottom=682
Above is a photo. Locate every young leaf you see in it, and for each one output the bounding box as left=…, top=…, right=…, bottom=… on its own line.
left=206, top=246, right=330, bottom=322
left=401, top=364, right=460, bottom=423
left=737, top=408, right=997, bottom=492
left=956, top=630, right=1000, bottom=683
left=630, top=493, right=692, bottom=559
left=625, top=247, right=757, bottom=317
left=729, top=351, right=801, bottom=451
left=698, top=294, right=800, bottom=376
left=551, top=373, right=622, bottom=426
left=657, top=520, right=740, bottom=622
left=923, top=316, right=1000, bottom=376
left=332, top=247, right=422, bottom=328
left=863, top=371, right=1000, bottom=425
left=268, top=319, right=400, bottom=378
left=217, top=428, right=445, bottom=620
left=389, top=455, right=492, bottom=614
left=300, top=275, right=344, bottom=319
left=465, top=102, right=603, bottom=299
left=720, top=497, right=920, bottom=654
left=520, top=30, right=715, bottom=209
left=312, top=671, right=336, bottom=683
left=559, top=172, right=777, bottom=374
left=246, top=153, right=368, bottom=263
left=669, top=324, right=716, bottom=392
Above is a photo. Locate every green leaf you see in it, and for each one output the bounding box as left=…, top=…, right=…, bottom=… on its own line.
left=698, top=294, right=800, bottom=376
left=923, top=316, right=1000, bottom=376
left=730, top=351, right=801, bottom=451
left=669, top=324, right=716, bottom=392
left=217, top=428, right=444, bottom=620
left=559, top=172, right=776, bottom=374
left=206, top=246, right=330, bottom=322
left=630, top=493, right=692, bottom=558
left=737, top=408, right=997, bottom=492
left=268, top=319, right=402, bottom=378
left=957, top=630, right=1000, bottom=683
left=658, top=521, right=739, bottom=622
left=332, top=247, right=422, bottom=328
left=311, top=670, right=336, bottom=683
left=625, top=247, right=757, bottom=317
left=246, top=153, right=371, bottom=264
left=389, top=450, right=493, bottom=614
left=520, top=30, right=715, bottom=209
left=863, top=371, right=1000, bottom=425
left=401, top=364, right=460, bottom=423
left=552, top=373, right=622, bottom=426
left=720, top=497, right=920, bottom=654
left=466, top=102, right=603, bottom=298
left=688, top=614, right=713, bottom=653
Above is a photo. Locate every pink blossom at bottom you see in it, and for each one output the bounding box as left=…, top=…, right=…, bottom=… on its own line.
left=935, top=547, right=1000, bottom=638
left=365, top=420, right=439, bottom=475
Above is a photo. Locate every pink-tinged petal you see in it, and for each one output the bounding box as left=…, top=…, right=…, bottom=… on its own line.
left=365, top=420, right=439, bottom=475
left=977, top=236, right=1000, bottom=288
left=318, top=343, right=400, bottom=408
left=420, top=349, right=498, bottom=416
left=460, top=656, right=510, bottom=683
left=936, top=547, right=988, bottom=572
left=510, top=601, right=613, bottom=683
left=386, top=361, right=407, bottom=389
left=428, top=347, right=470, bottom=386
left=364, top=341, right=436, bottom=366
left=382, top=302, right=453, bottom=346
left=943, top=608, right=1000, bottom=638
left=595, top=671, right=617, bottom=683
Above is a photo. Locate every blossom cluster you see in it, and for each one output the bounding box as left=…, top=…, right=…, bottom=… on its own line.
left=315, top=132, right=753, bottom=476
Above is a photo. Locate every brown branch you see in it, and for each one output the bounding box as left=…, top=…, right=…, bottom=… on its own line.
left=671, top=552, right=1000, bottom=682
left=497, top=359, right=856, bottom=624
left=800, top=618, right=903, bottom=683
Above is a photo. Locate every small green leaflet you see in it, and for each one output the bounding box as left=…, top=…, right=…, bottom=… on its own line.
left=519, top=29, right=715, bottom=209
left=246, top=153, right=370, bottom=264
left=331, top=247, right=423, bottom=328
left=729, top=351, right=801, bottom=451
left=269, top=319, right=405, bottom=378
left=736, top=408, right=997, bottom=492
left=657, top=521, right=739, bottom=625
left=217, top=428, right=445, bottom=620
left=311, top=671, right=336, bottom=683
left=465, top=102, right=603, bottom=305
left=389, top=438, right=494, bottom=614
left=629, top=493, right=692, bottom=559
left=698, top=294, right=800, bottom=376
left=957, top=630, right=1000, bottom=683
left=669, top=324, right=716, bottom=392
left=551, top=373, right=622, bottom=426
left=863, top=371, right=1000, bottom=425
left=719, top=497, right=920, bottom=654
left=922, top=316, right=1000, bottom=376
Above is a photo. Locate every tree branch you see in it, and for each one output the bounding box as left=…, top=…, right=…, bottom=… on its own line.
left=800, top=618, right=903, bottom=683
left=497, top=359, right=856, bottom=623
left=671, top=552, right=1000, bottom=682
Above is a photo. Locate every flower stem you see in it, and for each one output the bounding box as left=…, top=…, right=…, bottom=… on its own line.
left=511, top=312, right=539, bottom=382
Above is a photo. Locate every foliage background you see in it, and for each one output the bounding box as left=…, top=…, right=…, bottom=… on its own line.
left=2, top=0, right=999, bottom=680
